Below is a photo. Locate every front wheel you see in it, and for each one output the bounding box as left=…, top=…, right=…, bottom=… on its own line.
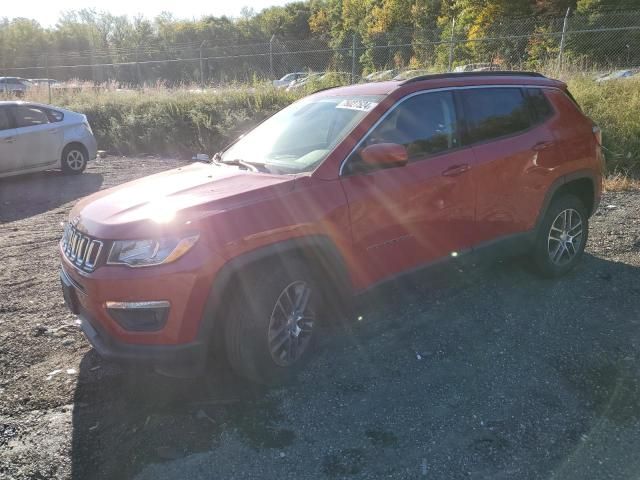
left=531, top=194, right=588, bottom=277
left=61, top=144, right=87, bottom=175
left=224, top=260, right=321, bottom=384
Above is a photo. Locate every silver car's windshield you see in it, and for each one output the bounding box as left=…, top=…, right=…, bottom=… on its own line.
left=220, top=95, right=383, bottom=174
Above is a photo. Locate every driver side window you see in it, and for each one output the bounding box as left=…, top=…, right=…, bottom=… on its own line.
left=346, top=91, right=458, bottom=174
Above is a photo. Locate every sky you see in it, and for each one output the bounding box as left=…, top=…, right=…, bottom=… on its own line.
left=3, top=0, right=292, bottom=26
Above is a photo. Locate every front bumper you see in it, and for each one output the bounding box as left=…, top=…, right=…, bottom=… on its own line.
left=59, top=254, right=214, bottom=377
left=85, top=133, right=98, bottom=160
left=79, top=304, right=206, bottom=376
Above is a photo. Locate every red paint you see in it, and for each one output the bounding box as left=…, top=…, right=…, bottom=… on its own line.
left=60, top=74, right=603, bottom=348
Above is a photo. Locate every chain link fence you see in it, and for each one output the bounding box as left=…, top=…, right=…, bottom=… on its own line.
left=2, top=9, right=640, bottom=86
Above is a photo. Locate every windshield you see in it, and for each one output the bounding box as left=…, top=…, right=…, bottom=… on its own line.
left=221, top=95, right=383, bottom=174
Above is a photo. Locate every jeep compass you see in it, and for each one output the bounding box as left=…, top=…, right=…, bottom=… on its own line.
left=59, top=72, right=603, bottom=384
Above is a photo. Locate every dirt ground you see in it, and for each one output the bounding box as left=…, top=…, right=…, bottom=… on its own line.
left=1, top=157, right=639, bottom=480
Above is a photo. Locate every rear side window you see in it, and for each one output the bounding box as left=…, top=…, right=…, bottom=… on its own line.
left=460, top=88, right=530, bottom=144
left=14, top=106, right=49, bottom=127
left=0, top=107, right=13, bottom=131
left=525, top=88, right=554, bottom=123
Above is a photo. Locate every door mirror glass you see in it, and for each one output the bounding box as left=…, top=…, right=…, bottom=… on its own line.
left=360, top=143, right=408, bottom=168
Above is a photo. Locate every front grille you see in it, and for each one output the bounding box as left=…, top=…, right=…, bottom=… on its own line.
left=61, top=223, right=103, bottom=272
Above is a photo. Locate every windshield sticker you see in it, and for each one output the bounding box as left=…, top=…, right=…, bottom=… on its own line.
left=336, top=99, right=378, bottom=112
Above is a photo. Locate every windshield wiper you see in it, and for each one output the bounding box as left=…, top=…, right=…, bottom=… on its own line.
left=218, top=157, right=262, bottom=172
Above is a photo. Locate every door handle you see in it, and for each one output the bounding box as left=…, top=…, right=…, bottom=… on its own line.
left=49, top=129, right=60, bottom=134
left=441, top=164, right=471, bottom=177
left=532, top=141, right=555, bottom=152
left=2, top=136, right=15, bottom=143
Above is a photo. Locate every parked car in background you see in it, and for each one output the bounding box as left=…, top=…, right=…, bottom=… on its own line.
left=287, top=72, right=351, bottom=91
left=0, top=101, right=97, bottom=178
left=272, top=72, right=308, bottom=88
left=59, top=72, right=603, bottom=385
left=595, top=69, right=639, bottom=82
left=364, top=69, right=399, bottom=81
left=454, top=63, right=501, bottom=72
left=286, top=72, right=322, bottom=91
left=0, top=77, right=32, bottom=96
left=29, top=78, right=61, bottom=88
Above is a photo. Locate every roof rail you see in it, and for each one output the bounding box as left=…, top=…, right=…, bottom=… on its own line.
left=398, top=71, right=546, bottom=84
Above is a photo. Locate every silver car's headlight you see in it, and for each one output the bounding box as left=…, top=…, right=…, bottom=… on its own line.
left=107, top=235, right=199, bottom=267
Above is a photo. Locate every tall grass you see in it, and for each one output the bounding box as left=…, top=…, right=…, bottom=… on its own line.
left=568, top=76, right=640, bottom=173
left=23, top=83, right=302, bottom=157
left=17, top=77, right=640, bottom=175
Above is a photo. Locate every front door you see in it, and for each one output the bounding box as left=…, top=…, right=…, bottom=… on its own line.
left=340, top=90, right=476, bottom=286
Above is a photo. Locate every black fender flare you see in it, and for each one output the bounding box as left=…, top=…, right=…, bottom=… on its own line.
left=534, top=169, right=598, bottom=234
left=197, top=235, right=353, bottom=343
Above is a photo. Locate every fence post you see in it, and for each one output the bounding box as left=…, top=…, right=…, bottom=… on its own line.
left=45, top=54, right=51, bottom=104
left=199, top=40, right=206, bottom=88
left=351, top=33, right=356, bottom=83
left=448, top=17, right=456, bottom=72
left=269, top=34, right=275, bottom=79
left=558, top=7, right=571, bottom=72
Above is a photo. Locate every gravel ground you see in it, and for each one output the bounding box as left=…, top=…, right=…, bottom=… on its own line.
left=1, top=157, right=639, bottom=480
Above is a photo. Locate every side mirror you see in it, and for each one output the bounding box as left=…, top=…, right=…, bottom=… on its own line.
left=359, top=143, right=408, bottom=169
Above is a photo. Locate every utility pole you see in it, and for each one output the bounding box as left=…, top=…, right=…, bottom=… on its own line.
left=558, top=7, right=571, bottom=72
left=199, top=40, right=206, bottom=88
left=351, top=33, right=357, bottom=84
left=448, top=17, right=456, bottom=72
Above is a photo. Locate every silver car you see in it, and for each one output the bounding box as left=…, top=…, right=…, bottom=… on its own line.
left=0, top=77, right=32, bottom=96
left=0, top=101, right=97, bottom=178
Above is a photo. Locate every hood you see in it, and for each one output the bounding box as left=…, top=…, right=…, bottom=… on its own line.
left=71, top=162, right=296, bottom=238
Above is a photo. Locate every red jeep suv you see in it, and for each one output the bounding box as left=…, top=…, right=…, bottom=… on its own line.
left=60, top=72, right=603, bottom=384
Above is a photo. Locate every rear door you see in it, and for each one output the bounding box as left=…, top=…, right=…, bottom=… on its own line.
left=13, top=104, right=59, bottom=169
left=459, top=87, right=563, bottom=244
left=340, top=90, right=476, bottom=285
left=0, top=106, right=19, bottom=175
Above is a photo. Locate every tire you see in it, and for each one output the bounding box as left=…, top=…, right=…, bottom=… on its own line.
left=224, top=259, right=321, bottom=385
left=531, top=194, right=589, bottom=278
left=61, top=144, right=88, bottom=175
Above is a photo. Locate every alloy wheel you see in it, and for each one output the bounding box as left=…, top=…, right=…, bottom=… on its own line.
left=547, top=208, right=583, bottom=266
left=268, top=280, right=315, bottom=367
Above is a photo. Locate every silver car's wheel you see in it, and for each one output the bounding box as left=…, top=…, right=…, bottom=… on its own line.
left=66, top=150, right=85, bottom=171
left=268, top=280, right=315, bottom=367
left=547, top=208, right=584, bottom=266
left=61, top=145, right=87, bottom=175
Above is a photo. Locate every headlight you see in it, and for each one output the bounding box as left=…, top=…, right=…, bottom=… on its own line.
left=107, top=235, right=199, bottom=267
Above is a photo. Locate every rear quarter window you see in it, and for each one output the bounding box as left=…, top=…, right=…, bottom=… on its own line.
left=525, top=88, right=554, bottom=124
left=460, top=88, right=531, bottom=144
left=45, top=109, right=64, bottom=122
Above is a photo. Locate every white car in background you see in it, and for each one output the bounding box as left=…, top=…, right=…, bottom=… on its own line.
left=595, top=69, right=639, bottom=82
left=29, top=78, right=61, bottom=88
left=272, top=72, right=308, bottom=88
left=0, top=102, right=97, bottom=178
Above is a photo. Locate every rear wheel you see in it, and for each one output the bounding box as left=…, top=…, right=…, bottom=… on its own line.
left=531, top=194, right=588, bottom=277
left=61, top=144, right=87, bottom=175
left=224, top=260, right=321, bottom=384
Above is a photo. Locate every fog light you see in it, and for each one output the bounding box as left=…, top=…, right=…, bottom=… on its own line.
left=105, top=301, right=170, bottom=332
